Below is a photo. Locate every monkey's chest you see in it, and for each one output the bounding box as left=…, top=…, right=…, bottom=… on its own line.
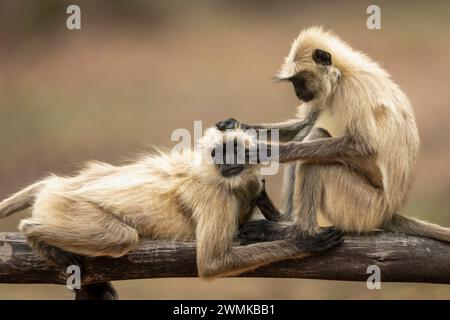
left=313, top=108, right=345, bottom=138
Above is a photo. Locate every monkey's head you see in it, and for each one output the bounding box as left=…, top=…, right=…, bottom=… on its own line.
left=276, top=26, right=343, bottom=104
left=197, top=127, right=261, bottom=185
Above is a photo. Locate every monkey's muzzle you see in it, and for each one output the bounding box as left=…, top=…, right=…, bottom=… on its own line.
left=291, top=71, right=316, bottom=102
left=218, top=164, right=246, bottom=177
left=211, top=142, right=247, bottom=177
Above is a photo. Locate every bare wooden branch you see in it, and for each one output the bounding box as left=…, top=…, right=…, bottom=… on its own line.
left=0, top=232, right=449, bottom=285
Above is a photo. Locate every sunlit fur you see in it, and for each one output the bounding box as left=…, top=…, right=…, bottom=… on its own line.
left=277, top=27, right=449, bottom=241
left=0, top=128, right=308, bottom=279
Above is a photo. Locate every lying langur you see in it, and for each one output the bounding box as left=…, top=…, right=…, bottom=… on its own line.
left=217, top=26, right=450, bottom=244
left=0, top=127, right=343, bottom=299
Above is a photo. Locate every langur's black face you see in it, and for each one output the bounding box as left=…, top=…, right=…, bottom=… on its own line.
left=211, top=138, right=247, bottom=177
left=289, top=70, right=317, bottom=102
left=286, top=48, right=333, bottom=102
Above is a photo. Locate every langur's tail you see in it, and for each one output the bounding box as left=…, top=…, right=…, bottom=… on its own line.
left=0, top=181, right=45, bottom=218
left=383, top=213, right=450, bottom=243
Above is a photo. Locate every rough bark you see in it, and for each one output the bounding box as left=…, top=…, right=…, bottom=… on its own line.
left=0, top=232, right=449, bottom=285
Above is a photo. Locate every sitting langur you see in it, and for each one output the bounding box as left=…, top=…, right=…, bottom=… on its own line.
left=0, top=127, right=343, bottom=299
left=217, top=27, right=450, bottom=243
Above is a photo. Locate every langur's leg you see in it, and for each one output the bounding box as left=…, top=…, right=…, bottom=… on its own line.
left=20, top=208, right=136, bottom=301
left=20, top=216, right=139, bottom=261
left=21, top=198, right=139, bottom=260
left=281, top=163, right=296, bottom=219
left=239, top=164, right=332, bottom=242
left=280, top=127, right=322, bottom=220
left=290, top=163, right=323, bottom=236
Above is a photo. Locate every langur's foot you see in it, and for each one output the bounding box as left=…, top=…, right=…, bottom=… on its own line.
left=37, top=243, right=85, bottom=270
left=75, top=282, right=118, bottom=300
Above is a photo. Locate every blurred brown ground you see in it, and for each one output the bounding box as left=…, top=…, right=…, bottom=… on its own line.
left=0, top=0, right=449, bottom=299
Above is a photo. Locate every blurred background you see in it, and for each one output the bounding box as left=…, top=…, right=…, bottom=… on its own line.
left=0, top=0, right=449, bottom=299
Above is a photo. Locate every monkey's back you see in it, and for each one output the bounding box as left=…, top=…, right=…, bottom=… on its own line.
left=371, top=80, right=420, bottom=213
left=29, top=149, right=260, bottom=242
left=318, top=72, right=420, bottom=232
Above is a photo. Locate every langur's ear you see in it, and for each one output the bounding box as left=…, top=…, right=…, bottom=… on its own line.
left=312, top=49, right=332, bottom=66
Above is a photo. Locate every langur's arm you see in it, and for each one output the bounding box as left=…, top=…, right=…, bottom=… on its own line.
left=274, top=133, right=383, bottom=188
left=216, top=115, right=317, bottom=142
left=194, top=202, right=343, bottom=279
left=252, top=179, right=283, bottom=222
left=245, top=126, right=382, bottom=188
left=279, top=136, right=368, bottom=162
left=248, top=120, right=311, bottom=142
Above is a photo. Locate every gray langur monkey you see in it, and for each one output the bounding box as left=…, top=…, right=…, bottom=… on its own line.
left=0, top=126, right=343, bottom=299
left=217, top=26, right=450, bottom=244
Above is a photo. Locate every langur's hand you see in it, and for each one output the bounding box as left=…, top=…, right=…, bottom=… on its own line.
left=215, top=118, right=250, bottom=131
left=215, top=118, right=240, bottom=131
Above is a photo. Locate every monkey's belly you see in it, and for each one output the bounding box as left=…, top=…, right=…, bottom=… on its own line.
left=127, top=211, right=196, bottom=241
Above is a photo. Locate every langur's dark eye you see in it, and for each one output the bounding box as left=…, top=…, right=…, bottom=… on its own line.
left=312, top=49, right=332, bottom=66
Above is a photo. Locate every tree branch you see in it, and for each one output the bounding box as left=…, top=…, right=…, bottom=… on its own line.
left=0, top=232, right=449, bottom=285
